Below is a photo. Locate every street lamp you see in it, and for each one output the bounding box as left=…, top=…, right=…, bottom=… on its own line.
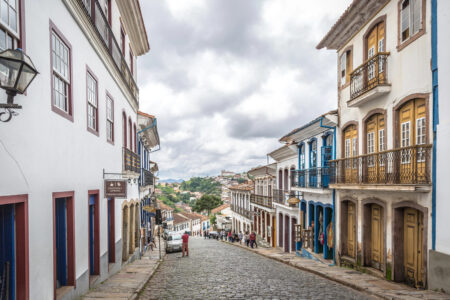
left=0, top=48, right=38, bottom=122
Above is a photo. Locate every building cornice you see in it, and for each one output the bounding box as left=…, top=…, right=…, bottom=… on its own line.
left=63, top=0, right=139, bottom=112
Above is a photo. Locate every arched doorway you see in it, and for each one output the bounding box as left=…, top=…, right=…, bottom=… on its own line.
left=340, top=200, right=357, bottom=259
left=284, top=215, right=290, bottom=253
left=122, top=205, right=129, bottom=261
left=393, top=204, right=427, bottom=288
left=343, top=125, right=358, bottom=183
left=362, top=201, right=385, bottom=271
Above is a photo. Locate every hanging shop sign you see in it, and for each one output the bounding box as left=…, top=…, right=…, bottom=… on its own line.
left=104, top=180, right=127, bottom=197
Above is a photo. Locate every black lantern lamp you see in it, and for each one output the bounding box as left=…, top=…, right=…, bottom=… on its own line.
left=0, top=48, right=38, bottom=122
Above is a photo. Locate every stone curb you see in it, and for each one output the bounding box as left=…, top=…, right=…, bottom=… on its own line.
left=220, top=240, right=387, bottom=300
left=131, top=255, right=166, bottom=300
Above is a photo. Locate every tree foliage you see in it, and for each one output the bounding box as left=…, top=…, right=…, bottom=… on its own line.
left=192, top=194, right=222, bottom=215
left=181, top=177, right=221, bottom=196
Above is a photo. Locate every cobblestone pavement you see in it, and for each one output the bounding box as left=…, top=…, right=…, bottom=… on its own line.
left=139, top=237, right=376, bottom=300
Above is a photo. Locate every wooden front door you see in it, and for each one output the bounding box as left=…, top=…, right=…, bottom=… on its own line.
left=371, top=204, right=383, bottom=270
left=404, top=208, right=424, bottom=287
left=399, top=99, right=426, bottom=183
left=272, top=216, right=276, bottom=247
left=366, top=21, right=385, bottom=87
left=344, top=125, right=358, bottom=183
left=347, top=202, right=356, bottom=258
left=366, top=114, right=385, bottom=183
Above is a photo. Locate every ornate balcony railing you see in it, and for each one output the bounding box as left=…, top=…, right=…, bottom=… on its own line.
left=250, top=194, right=273, bottom=208
left=77, top=0, right=138, bottom=105
left=329, top=145, right=432, bottom=185
left=272, top=189, right=295, bottom=205
left=291, top=168, right=331, bottom=189
left=230, top=204, right=252, bottom=219
left=142, top=169, right=154, bottom=186
left=123, top=147, right=140, bottom=173
left=350, top=52, right=389, bottom=100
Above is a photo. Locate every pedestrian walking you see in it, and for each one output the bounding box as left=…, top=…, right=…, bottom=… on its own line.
left=238, top=231, right=243, bottom=245
left=244, top=232, right=250, bottom=247
left=250, top=231, right=256, bottom=248
left=182, top=231, right=189, bottom=257
left=228, top=231, right=232, bottom=242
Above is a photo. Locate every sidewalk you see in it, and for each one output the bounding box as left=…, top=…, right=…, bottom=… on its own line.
left=82, top=239, right=165, bottom=300
left=223, top=241, right=449, bottom=300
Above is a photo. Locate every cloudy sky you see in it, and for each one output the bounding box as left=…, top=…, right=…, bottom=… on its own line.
left=138, top=0, right=352, bottom=180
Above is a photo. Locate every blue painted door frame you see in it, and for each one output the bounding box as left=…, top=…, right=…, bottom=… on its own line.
left=0, top=204, right=15, bottom=300
left=55, top=198, right=67, bottom=287
left=89, top=195, right=95, bottom=275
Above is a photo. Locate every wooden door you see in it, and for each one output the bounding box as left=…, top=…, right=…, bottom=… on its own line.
left=367, top=114, right=385, bottom=183
left=371, top=204, right=383, bottom=270
left=366, top=22, right=385, bottom=86
left=399, top=99, right=427, bottom=183
left=404, top=208, right=419, bottom=287
left=347, top=202, right=356, bottom=258
left=344, top=125, right=358, bottom=183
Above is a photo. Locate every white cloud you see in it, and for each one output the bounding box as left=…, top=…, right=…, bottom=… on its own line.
left=138, top=0, right=352, bottom=180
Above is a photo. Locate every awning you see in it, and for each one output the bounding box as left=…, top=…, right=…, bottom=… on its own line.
left=138, top=111, right=160, bottom=149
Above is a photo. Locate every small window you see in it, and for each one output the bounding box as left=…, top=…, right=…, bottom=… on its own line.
left=340, top=50, right=352, bottom=86
left=106, top=95, right=114, bottom=142
left=87, top=72, right=98, bottom=133
left=401, top=0, right=422, bottom=43
left=401, top=121, right=411, bottom=163
left=51, top=30, right=72, bottom=116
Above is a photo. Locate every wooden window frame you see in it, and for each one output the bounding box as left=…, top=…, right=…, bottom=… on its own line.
left=106, top=91, right=114, bottom=144
left=50, top=20, right=73, bottom=122
left=52, top=191, right=76, bottom=298
left=86, top=66, right=99, bottom=136
left=397, top=0, right=426, bottom=52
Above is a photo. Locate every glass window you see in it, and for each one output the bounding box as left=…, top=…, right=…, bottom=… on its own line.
left=401, top=0, right=422, bottom=42
left=87, top=73, right=97, bottom=131
left=0, top=0, right=18, bottom=34
left=106, top=95, right=114, bottom=141
left=416, top=117, right=426, bottom=162
left=401, top=121, right=411, bottom=163
left=52, top=32, right=70, bottom=113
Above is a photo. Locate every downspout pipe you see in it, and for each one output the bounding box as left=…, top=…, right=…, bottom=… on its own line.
left=431, top=0, right=438, bottom=250
left=320, top=116, right=336, bottom=265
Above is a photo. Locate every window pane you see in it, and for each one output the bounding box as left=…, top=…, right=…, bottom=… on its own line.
left=0, top=28, right=5, bottom=50
left=1, top=1, right=7, bottom=24
left=9, top=6, right=16, bottom=31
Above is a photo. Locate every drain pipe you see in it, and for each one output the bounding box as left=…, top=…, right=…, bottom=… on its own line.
left=431, top=0, right=438, bottom=250
left=320, top=117, right=336, bottom=266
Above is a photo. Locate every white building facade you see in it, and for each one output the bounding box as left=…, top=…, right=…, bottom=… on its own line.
left=318, top=0, right=433, bottom=288
left=0, top=0, right=149, bottom=299
left=230, top=185, right=253, bottom=234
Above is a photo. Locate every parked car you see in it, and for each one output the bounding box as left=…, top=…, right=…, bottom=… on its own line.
left=162, top=229, right=173, bottom=240
left=165, top=233, right=183, bottom=253
left=209, top=231, right=219, bottom=239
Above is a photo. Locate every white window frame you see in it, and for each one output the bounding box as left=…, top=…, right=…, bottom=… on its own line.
left=106, top=95, right=114, bottom=142
left=52, top=31, right=70, bottom=113
left=368, top=46, right=376, bottom=80
left=401, top=121, right=411, bottom=164
left=416, top=117, right=426, bottom=162
left=379, top=129, right=385, bottom=166
left=340, top=52, right=347, bottom=85
left=367, top=132, right=375, bottom=167
left=401, top=0, right=422, bottom=43
left=87, top=73, right=98, bottom=131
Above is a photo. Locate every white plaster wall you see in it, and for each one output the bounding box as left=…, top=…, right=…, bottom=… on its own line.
left=436, top=0, right=450, bottom=254
left=0, top=0, right=140, bottom=298
left=276, top=155, right=297, bottom=190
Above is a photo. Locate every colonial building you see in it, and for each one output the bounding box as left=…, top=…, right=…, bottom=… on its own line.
left=230, top=184, right=253, bottom=234
left=248, top=164, right=277, bottom=247
left=282, top=111, right=337, bottom=261
left=318, top=0, right=433, bottom=288
left=173, top=213, right=190, bottom=234
left=0, top=0, right=149, bottom=298
left=431, top=0, right=450, bottom=293
left=268, top=145, right=298, bottom=253
left=157, top=200, right=174, bottom=231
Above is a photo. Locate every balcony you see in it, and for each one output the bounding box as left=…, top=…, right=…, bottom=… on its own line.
left=349, top=52, right=390, bottom=107
left=77, top=0, right=138, bottom=105
left=272, top=189, right=296, bottom=205
left=230, top=204, right=252, bottom=219
left=250, top=194, right=273, bottom=209
left=142, top=169, right=154, bottom=187
left=329, top=145, right=432, bottom=192
left=123, top=147, right=140, bottom=173
left=291, top=168, right=331, bottom=190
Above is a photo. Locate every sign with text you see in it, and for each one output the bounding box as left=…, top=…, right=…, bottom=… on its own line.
left=104, top=180, right=127, bottom=198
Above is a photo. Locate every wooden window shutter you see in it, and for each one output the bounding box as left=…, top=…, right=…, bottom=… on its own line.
left=401, top=0, right=410, bottom=41
left=412, top=0, right=422, bottom=35
left=340, top=53, right=346, bottom=85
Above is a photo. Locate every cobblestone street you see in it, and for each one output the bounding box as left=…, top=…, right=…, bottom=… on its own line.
left=139, top=237, right=375, bottom=299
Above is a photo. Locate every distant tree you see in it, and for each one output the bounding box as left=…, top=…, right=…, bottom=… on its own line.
left=237, top=178, right=246, bottom=184
left=210, top=214, right=217, bottom=226
left=192, top=194, right=222, bottom=215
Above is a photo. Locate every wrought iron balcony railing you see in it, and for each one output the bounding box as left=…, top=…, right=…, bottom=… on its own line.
left=142, top=168, right=154, bottom=187
left=272, top=189, right=296, bottom=205
left=350, top=52, right=389, bottom=100
left=250, top=194, right=273, bottom=208
left=77, top=0, right=138, bottom=105
left=123, top=147, right=140, bottom=173
left=291, top=168, right=331, bottom=189
left=230, top=204, right=252, bottom=219
left=329, top=145, right=432, bottom=185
